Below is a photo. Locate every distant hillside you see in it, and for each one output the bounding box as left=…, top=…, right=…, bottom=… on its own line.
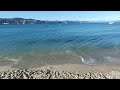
left=0, top=18, right=76, bottom=25
left=0, top=18, right=119, bottom=25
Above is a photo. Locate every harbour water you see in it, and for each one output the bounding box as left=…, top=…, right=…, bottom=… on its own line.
left=0, top=22, right=120, bottom=68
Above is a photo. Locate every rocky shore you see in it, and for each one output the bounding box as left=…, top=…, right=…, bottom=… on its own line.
left=0, top=67, right=120, bottom=79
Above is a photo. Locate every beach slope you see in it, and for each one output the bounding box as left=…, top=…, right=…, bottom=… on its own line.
left=0, top=64, right=120, bottom=79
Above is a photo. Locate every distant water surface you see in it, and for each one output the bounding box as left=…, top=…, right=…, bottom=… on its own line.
left=0, top=22, right=120, bottom=68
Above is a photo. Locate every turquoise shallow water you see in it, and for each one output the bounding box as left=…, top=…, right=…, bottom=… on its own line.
left=0, top=22, right=120, bottom=68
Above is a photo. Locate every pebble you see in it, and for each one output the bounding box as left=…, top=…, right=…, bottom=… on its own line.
left=0, top=68, right=120, bottom=79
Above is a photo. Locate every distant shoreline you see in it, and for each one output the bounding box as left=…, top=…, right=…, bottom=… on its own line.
left=0, top=18, right=79, bottom=25
left=0, top=18, right=119, bottom=25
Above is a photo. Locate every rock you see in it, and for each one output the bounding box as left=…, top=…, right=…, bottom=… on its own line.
left=22, top=73, right=28, bottom=79
left=82, top=73, right=91, bottom=79
left=0, top=68, right=120, bottom=79
left=104, top=71, right=120, bottom=79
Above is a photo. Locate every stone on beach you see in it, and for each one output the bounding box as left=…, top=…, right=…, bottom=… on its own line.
left=0, top=67, right=120, bottom=79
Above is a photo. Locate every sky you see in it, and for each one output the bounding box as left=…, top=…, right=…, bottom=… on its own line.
left=0, top=11, right=120, bottom=21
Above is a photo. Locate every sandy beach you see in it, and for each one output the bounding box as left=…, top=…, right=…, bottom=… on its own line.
left=0, top=64, right=120, bottom=79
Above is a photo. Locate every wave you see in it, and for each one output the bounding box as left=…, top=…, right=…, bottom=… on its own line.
left=1, top=56, right=22, bottom=65
left=80, top=55, right=120, bottom=65
left=67, top=46, right=120, bottom=65
left=79, top=56, right=96, bottom=65
left=63, top=49, right=97, bottom=65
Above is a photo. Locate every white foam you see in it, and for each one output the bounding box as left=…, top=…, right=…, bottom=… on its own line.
left=65, top=50, right=72, bottom=53
left=104, top=56, right=111, bottom=61
left=80, top=56, right=96, bottom=65
left=80, top=56, right=85, bottom=63
left=3, top=56, right=22, bottom=63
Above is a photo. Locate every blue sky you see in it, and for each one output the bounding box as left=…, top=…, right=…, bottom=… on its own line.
left=0, top=11, right=120, bottom=21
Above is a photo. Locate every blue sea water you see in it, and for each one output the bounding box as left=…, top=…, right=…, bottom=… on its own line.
left=0, top=22, right=120, bottom=68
